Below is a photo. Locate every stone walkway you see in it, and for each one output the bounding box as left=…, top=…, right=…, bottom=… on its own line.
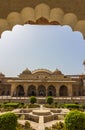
left=45, top=120, right=64, bottom=128
left=18, top=119, right=64, bottom=130
left=38, top=105, right=45, bottom=130
left=38, top=116, right=44, bottom=130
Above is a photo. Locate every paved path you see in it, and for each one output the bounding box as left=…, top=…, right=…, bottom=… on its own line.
left=45, top=120, right=64, bottom=128
left=38, top=105, right=45, bottom=130
left=38, top=116, right=44, bottom=130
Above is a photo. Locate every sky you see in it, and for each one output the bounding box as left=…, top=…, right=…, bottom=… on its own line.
left=0, top=24, right=85, bottom=77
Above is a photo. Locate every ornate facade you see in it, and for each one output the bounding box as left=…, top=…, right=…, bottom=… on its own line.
left=0, top=68, right=85, bottom=97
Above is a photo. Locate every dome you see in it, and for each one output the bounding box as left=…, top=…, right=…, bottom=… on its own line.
left=53, top=69, right=62, bottom=75
left=32, top=68, right=52, bottom=74
left=21, top=68, right=31, bottom=75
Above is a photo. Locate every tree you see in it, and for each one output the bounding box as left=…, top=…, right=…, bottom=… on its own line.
left=29, top=96, right=37, bottom=104
left=65, top=110, right=85, bottom=130
left=0, top=112, right=17, bottom=130
left=46, top=96, right=54, bottom=104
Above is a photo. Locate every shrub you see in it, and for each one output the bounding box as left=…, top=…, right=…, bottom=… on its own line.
left=29, top=96, right=37, bottom=104
left=64, top=104, right=81, bottom=109
left=28, top=104, right=39, bottom=108
left=16, top=123, right=24, bottom=130
left=81, top=104, right=85, bottom=110
left=46, top=96, right=54, bottom=105
left=25, top=121, right=30, bottom=128
left=65, top=110, right=85, bottom=130
left=18, top=103, right=25, bottom=108
left=3, top=103, right=19, bottom=109
left=52, top=121, right=65, bottom=130
left=45, top=127, right=51, bottom=130
left=0, top=112, right=17, bottom=130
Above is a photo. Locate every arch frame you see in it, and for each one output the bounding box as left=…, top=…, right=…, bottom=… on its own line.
left=38, top=85, right=46, bottom=97
left=28, top=85, right=36, bottom=96
left=15, top=85, right=25, bottom=97
left=47, top=85, right=56, bottom=97
left=59, top=85, right=68, bottom=97
left=0, top=3, right=84, bottom=38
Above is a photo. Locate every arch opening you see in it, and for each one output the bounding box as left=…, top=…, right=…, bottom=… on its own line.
left=16, top=85, right=25, bottom=97
left=47, top=85, right=56, bottom=96
left=28, top=85, right=36, bottom=96
left=38, top=85, right=46, bottom=97
left=59, top=85, right=68, bottom=96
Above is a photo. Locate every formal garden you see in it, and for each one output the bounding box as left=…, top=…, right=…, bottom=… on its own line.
left=45, top=110, right=85, bottom=130
left=0, top=96, right=85, bottom=130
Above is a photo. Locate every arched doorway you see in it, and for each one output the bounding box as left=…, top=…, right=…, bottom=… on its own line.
left=28, top=85, right=36, bottom=96
left=6, top=91, right=10, bottom=96
left=38, top=85, right=46, bottom=97
left=16, top=85, right=25, bottom=96
left=59, top=85, right=68, bottom=96
left=1, top=90, right=5, bottom=96
left=47, top=85, right=56, bottom=96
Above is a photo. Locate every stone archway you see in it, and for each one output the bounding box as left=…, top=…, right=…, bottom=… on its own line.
left=47, top=85, right=56, bottom=96
left=0, top=2, right=85, bottom=38
left=16, top=85, right=25, bottom=97
left=28, top=85, right=36, bottom=96
left=59, top=85, right=68, bottom=96
left=38, top=85, right=46, bottom=97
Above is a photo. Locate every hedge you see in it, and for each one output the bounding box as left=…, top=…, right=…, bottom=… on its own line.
left=3, top=103, right=19, bottom=108
left=64, top=104, right=81, bottom=109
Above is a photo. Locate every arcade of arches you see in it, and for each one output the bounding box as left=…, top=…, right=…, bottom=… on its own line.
left=13, top=84, right=68, bottom=97
left=2, top=68, right=83, bottom=97
left=0, top=68, right=85, bottom=97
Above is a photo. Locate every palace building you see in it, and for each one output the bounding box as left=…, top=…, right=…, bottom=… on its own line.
left=0, top=68, right=85, bottom=97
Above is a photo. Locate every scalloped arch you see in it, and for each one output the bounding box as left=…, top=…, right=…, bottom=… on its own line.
left=0, top=3, right=85, bottom=38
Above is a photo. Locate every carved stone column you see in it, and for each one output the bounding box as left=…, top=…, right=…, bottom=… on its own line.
left=24, top=84, right=28, bottom=97
left=36, top=85, right=38, bottom=96
left=68, top=84, right=73, bottom=97
left=56, top=85, right=59, bottom=97
left=11, top=83, right=16, bottom=97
